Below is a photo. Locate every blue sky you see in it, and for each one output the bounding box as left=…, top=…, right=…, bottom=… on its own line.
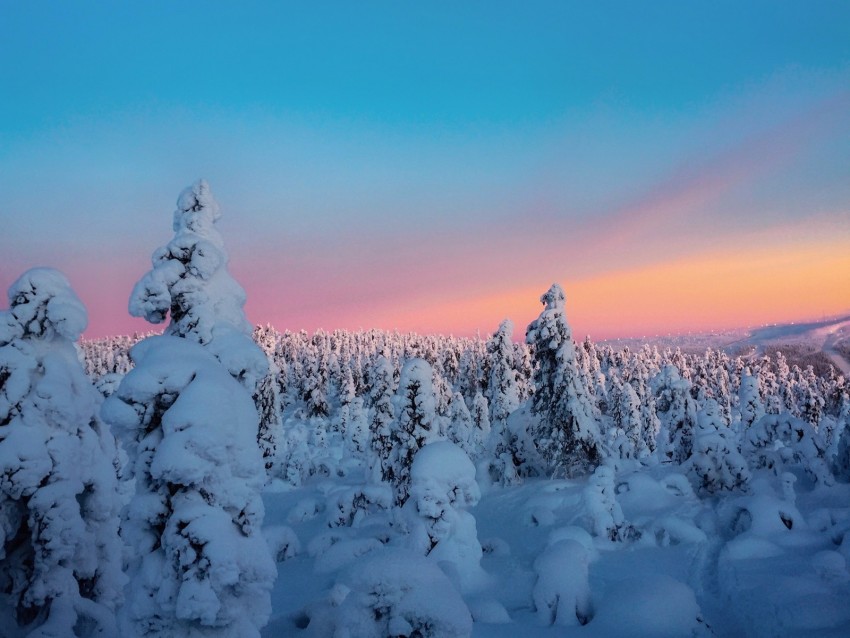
left=1, top=1, right=849, bottom=337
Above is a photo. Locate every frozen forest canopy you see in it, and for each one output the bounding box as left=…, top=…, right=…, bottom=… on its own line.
left=3, top=180, right=850, bottom=637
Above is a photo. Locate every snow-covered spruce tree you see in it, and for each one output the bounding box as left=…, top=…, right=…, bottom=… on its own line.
left=128, top=180, right=274, bottom=462
left=104, top=339, right=276, bottom=637
left=582, top=464, right=636, bottom=542
left=0, top=269, right=123, bottom=636
left=103, top=181, right=275, bottom=637
left=432, top=367, right=453, bottom=424
left=653, top=365, right=699, bottom=464
left=254, top=369, right=283, bottom=476
left=399, top=441, right=487, bottom=593
left=687, top=399, right=750, bottom=494
left=485, top=319, right=520, bottom=467
left=610, top=378, right=645, bottom=460
left=307, top=547, right=473, bottom=638
left=389, top=358, right=440, bottom=506
left=639, top=390, right=661, bottom=456
left=368, top=355, right=396, bottom=483
left=335, top=364, right=356, bottom=437
left=301, top=345, right=330, bottom=418
left=251, top=327, right=285, bottom=478
left=526, top=284, right=604, bottom=477
left=128, top=180, right=268, bottom=393
left=486, top=319, right=520, bottom=430
left=744, top=412, right=832, bottom=485
left=794, top=369, right=825, bottom=428
left=343, top=396, right=370, bottom=461
left=470, top=391, right=491, bottom=454
left=834, top=412, right=850, bottom=481
left=448, top=391, right=474, bottom=455
left=738, top=368, right=764, bottom=433
left=514, top=340, right=534, bottom=403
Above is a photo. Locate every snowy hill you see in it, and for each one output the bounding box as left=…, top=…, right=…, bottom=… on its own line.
left=603, top=314, right=850, bottom=376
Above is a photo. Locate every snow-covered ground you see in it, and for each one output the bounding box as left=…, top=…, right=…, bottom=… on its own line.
left=261, top=464, right=850, bottom=637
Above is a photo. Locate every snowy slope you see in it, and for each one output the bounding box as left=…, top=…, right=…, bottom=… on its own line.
left=603, top=315, right=850, bottom=373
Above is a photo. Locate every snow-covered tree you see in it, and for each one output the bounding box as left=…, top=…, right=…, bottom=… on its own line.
left=834, top=413, right=850, bottom=482
left=470, top=391, right=491, bottom=457
left=533, top=540, right=592, bottom=627
left=447, top=392, right=474, bottom=454
left=432, top=367, right=453, bottom=423
left=104, top=339, right=276, bottom=637
left=486, top=319, right=520, bottom=428
left=344, top=397, right=370, bottom=460
left=368, top=355, right=396, bottom=483
left=738, top=368, right=764, bottom=432
left=128, top=179, right=267, bottom=393
left=654, top=365, right=699, bottom=464
left=526, top=284, right=604, bottom=477
left=254, top=367, right=283, bottom=477
left=610, top=378, right=645, bottom=460
left=639, top=391, right=661, bottom=456
left=335, top=365, right=356, bottom=436
left=301, top=345, right=330, bottom=418
left=389, top=359, right=440, bottom=506
left=582, top=465, right=635, bottom=541
left=0, top=269, right=123, bottom=636
left=744, top=412, right=832, bottom=485
left=305, top=548, right=473, bottom=638
left=486, top=320, right=520, bottom=468
left=103, top=181, right=275, bottom=637
left=399, top=441, right=486, bottom=592
left=687, top=399, right=750, bottom=494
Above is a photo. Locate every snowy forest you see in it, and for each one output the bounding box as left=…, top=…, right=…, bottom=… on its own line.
left=3, top=181, right=850, bottom=637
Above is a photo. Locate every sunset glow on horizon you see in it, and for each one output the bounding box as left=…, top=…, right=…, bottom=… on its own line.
left=1, top=2, right=849, bottom=341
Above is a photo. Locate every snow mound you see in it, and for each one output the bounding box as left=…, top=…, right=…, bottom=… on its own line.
left=591, top=574, right=710, bottom=637
left=532, top=539, right=591, bottom=626
left=265, top=525, right=300, bottom=562
left=303, top=547, right=473, bottom=638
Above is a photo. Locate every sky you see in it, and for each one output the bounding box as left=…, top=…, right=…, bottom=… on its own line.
left=1, top=1, right=849, bottom=340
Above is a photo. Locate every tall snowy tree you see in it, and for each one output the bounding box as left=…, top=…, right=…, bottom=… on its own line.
left=0, top=269, right=124, bottom=636
left=389, top=358, right=440, bottom=506
left=103, top=181, right=275, bottom=637
left=104, top=339, right=276, bottom=637
left=470, top=391, right=492, bottom=458
left=254, top=368, right=283, bottom=477
left=738, top=368, right=764, bottom=432
left=127, top=179, right=274, bottom=467
left=834, top=400, right=850, bottom=481
left=610, top=378, right=645, bottom=460
left=526, top=284, right=604, bottom=477
left=653, top=365, right=699, bottom=464
left=486, top=319, right=520, bottom=426
left=687, top=399, right=750, bottom=494
left=128, top=179, right=268, bottom=394
left=448, top=391, right=474, bottom=455
left=368, top=355, right=396, bottom=483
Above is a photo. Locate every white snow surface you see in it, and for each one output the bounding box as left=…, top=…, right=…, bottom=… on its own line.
left=262, top=463, right=850, bottom=638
